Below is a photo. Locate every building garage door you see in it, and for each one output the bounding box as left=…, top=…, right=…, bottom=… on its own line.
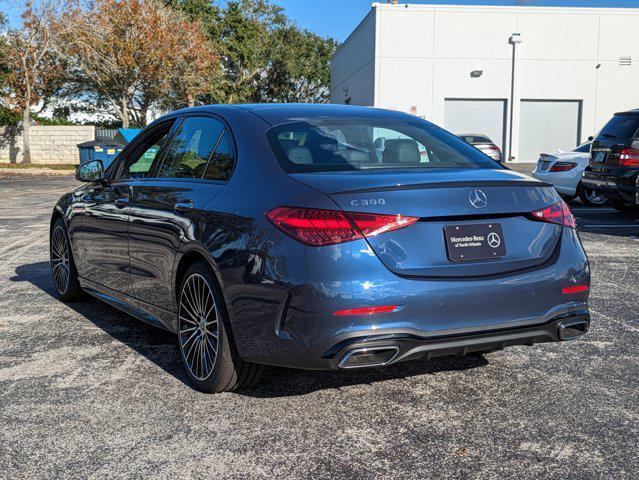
left=444, top=99, right=507, bottom=154
left=518, top=100, right=581, bottom=162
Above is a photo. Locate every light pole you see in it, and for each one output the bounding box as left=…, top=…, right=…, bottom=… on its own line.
left=508, top=33, right=522, bottom=162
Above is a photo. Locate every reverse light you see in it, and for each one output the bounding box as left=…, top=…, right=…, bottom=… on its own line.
left=266, top=207, right=418, bottom=246
left=561, top=285, right=589, bottom=294
left=619, top=148, right=639, bottom=166
left=333, top=305, right=398, bottom=316
left=530, top=200, right=576, bottom=229
left=550, top=161, right=577, bottom=172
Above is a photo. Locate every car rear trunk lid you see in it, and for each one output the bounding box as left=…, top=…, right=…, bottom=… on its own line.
left=292, top=168, right=562, bottom=277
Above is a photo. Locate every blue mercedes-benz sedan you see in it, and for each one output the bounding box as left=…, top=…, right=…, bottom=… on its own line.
left=50, top=104, right=590, bottom=392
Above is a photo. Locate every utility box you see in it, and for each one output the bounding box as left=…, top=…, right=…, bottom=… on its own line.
left=77, top=136, right=126, bottom=170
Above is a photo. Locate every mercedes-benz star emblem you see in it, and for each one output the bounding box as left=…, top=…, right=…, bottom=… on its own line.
left=469, top=189, right=488, bottom=209
left=487, top=232, right=501, bottom=248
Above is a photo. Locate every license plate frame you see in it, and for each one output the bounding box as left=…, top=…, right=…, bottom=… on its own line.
left=444, top=223, right=507, bottom=262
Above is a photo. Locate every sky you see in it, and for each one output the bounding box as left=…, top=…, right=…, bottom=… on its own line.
left=271, top=0, right=639, bottom=41
left=4, top=0, right=639, bottom=38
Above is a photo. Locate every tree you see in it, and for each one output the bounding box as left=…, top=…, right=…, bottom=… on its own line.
left=55, top=0, right=218, bottom=127
left=2, top=1, right=63, bottom=163
left=262, top=26, right=337, bottom=103
left=171, top=0, right=337, bottom=104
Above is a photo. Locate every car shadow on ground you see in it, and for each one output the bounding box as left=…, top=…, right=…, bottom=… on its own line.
left=12, top=261, right=488, bottom=397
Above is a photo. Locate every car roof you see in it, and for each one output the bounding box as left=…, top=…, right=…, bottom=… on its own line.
left=615, top=108, right=639, bottom=116
left=161, top=103, right=423, bottom=127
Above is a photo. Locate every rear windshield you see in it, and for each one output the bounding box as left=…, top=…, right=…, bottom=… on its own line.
left=268, top=119, right=502, bottom=173
left=599, top=115, right=639, bottom=139
left=459, top=135, right=491, bottom=144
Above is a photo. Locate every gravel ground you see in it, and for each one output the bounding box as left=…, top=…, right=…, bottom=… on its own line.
left=1, top=174, right=638, bottom=479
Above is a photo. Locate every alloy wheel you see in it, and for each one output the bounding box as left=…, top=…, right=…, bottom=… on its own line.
left=584, top=188, right=607, bottom=206
left=178, top=273, right=220, bottom=381
left=51, top=225, right=70, bottom=295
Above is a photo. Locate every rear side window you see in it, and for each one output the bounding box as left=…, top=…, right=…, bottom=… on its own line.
left=157, top=117, right=226, bottom=179
left=268, top=119, right=500, bottom=173
left=599, top=115, right=639, bottom=139
left=203, top=130, right=235, bottom=181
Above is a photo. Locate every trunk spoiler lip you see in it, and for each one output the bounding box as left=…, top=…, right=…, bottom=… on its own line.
left=330, top=180, right=552, bottom=196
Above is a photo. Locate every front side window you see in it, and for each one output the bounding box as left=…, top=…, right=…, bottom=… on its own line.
left=118, top=123, right=173, bottom=179
left=268, top=118, right=501, bottom=173
left=158, top=117, right=226, bottom=179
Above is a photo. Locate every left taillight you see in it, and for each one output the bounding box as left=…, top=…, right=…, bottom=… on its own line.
left=266, top=207, right=419, bottom=246
left=529, top=200, right=576, bottom=229
left=550, top=161, right=577, bottom=172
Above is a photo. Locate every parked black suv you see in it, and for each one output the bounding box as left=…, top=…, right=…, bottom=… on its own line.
left=582, top=110, right=639, bottom=213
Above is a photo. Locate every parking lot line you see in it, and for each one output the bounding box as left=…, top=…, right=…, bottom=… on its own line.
left=580, top=224, right=638, bottom=228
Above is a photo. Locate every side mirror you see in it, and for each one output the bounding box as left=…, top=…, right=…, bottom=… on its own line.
left=588, top=136, right=594, bottom=141
left=76, top=160, right=105, bottom=183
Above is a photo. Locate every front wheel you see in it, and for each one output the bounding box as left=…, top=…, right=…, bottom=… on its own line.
left=50, top=218, right=82, bottom=301
left=177, top=262, right=262, bottom=393
left=579, top=186, right=607, bottom=207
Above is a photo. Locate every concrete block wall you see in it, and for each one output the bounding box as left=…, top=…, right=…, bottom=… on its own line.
left=0, top=126, right=95, bottom=164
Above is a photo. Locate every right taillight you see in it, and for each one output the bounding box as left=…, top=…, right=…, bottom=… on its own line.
left=530, top=200, right=576, bottom=229
left=266, top=207, right=418, bottom=246
left=619, top=148, right=639, bottom=166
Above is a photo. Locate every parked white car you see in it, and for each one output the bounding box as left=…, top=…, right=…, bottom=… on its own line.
left=532, top=142, right=607, bottom=206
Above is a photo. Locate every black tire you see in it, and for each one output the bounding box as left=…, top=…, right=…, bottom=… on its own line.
left=578, top=185, right=607, bottom=207
left=50, top=217, right=82, bottom=302
left=607, top=196, right=639, bottom=214
left=177, top=262, right=262, bottom=393
left=560, top=194, right=577, bottom=203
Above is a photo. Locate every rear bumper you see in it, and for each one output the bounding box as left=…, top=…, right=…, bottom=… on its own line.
left=531, top=170, right=579, bottom=196
left=582, top=168, right=639, bottom=203
left=324, top=310, right=590, bottom=369
left=246, top=310, right=590, bottom=370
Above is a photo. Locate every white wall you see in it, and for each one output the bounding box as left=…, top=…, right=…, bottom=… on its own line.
left=0, top=126, right=95, bottom=164
left=329, top=9, right=377, bottom=106
left=332, top=3, right=639, bottom=162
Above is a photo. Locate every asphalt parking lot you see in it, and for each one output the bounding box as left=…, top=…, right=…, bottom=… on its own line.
left=1, top=173, right=638, bottom=479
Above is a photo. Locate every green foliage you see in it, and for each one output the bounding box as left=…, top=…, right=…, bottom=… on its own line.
left=0, top=106, right=21, bottom=126
left=168, top=0, right=337, bottom=104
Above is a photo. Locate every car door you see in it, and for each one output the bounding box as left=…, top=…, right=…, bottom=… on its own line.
left=78, top=120, right=176, bottom=296
left=128, top=114, right=236, bottom=311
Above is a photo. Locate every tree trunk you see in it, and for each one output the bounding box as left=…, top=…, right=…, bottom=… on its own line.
left=120, top=94, right=129, bottom=129
left=138, top=105, right=148, bottom=128
left=21, top=105, right=32, bottom=165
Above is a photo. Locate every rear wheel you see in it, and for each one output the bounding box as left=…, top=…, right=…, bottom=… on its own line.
left=50, top=218, right=82, bottom=301
left=578, top=185, right=607, bottom=207
left=177, top=262, right=262, bottom=393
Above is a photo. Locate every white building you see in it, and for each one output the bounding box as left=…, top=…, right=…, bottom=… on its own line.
left=330, top=3, right=639, bottom=162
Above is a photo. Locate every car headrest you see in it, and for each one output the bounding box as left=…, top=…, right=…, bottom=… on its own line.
left=382, top=139, right=421, bottom=164
left=285, top=146, right=314, bottom=165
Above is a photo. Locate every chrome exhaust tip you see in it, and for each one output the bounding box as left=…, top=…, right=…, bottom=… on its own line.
left=558, top=318, right=589, bottom=341
left=338, top=345, right=400, bottom=369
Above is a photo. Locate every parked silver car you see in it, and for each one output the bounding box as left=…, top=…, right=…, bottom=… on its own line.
left=458, top=133, right=502, bottom=162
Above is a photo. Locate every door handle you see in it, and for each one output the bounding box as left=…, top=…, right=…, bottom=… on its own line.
left=114, top=195, right=130, bottom=209
left=174, top=200, right=194, bottom=213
